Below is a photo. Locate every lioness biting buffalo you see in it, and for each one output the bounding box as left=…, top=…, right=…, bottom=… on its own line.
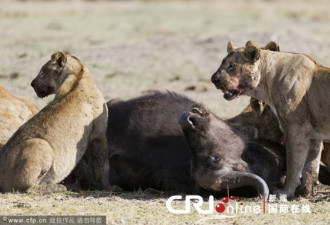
left=0, top=52, right=110, bottom=192
left=0, top=42, right=328, bottom=201
left=106, top=92, right=330, bottom=197
left=211, top=40, right=330, bottom=198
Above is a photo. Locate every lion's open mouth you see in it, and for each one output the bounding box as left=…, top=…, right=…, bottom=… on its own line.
left=223, top=85, right=245, bottom=101
left=223, top=89, right=240, bottom=100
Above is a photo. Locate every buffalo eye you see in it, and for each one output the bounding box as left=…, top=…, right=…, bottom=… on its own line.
left=191, top=107, right=204, bottom=116
left=212, top=156, right=221, bottom=163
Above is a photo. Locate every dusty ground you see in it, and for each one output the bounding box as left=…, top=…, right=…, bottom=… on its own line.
left=0, top=190, right=329, bottom=225
left=0, top=0, right=330, bottom=224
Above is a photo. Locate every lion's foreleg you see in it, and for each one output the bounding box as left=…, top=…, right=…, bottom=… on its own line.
left=88, top=135, right=111, bottom=189
left=299, top=139, right=322, bottom=197
left=281, top=122, right=312, bottom=199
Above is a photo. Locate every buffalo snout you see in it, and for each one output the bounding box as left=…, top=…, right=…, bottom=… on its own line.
left=179, top=112, right=197, bottom=129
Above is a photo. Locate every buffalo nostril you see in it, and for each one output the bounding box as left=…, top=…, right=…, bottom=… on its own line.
left=188, top=116, right=197, bottom=126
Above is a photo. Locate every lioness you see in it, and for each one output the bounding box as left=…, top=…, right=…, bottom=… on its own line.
left=0, top=86, right=38, bottom=147
left=229, top=97, right=330, bottom=187
left=211, top=41, right=330, bottom=198
left=226, top=44, right=330, bottom=196
left=0, top=52, right=110, bottom=192
left=226, top=41, right=283, bottom=144
left=227, top=97, right=283, bottom=144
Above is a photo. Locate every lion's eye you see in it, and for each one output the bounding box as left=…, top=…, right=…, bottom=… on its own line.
left=226, top=65, right=234, bottom=72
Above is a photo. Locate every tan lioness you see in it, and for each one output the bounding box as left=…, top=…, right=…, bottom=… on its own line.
left=226, top=44, right=329, bottom=196
left=226, top=42, right=283, bottom=144
left=211, top=41, right=330, bottom=198
left=229, top=97, right=330, bottom=187
left=0, top=86, right=38, bottom=147
left=0, top=52, right=110, bottom=192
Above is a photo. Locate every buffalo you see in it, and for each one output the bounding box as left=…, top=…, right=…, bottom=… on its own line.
left=107, top=92, right=196, bottom=193
left=106, top=92, right=287, bottom=197
left=180, top=103, right=286, bottom=197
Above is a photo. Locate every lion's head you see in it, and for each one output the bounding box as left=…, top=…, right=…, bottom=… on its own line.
left=31, top=52, right=83, bottom=98
left=211, top=41, right=263, bottom=101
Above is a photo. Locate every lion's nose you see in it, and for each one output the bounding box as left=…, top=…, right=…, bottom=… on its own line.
left=31, top=79, right=36, bottom=88
left=211, top=72, right=220, bottom=84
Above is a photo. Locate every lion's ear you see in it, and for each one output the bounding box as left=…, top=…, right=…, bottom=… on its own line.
left=51, top=51, right=67, bottom=67
left=250, top=97, right=266, bottom=114
left=227, top=41, right=237, bottom=54
left=244, top=41, right=260, bottom=62
left=264, top=41, right=280, bottom=52
left=250, top=97, right=261, bottom=112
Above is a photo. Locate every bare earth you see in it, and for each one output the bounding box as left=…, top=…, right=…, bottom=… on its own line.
left=0, top=0, right=329, bottom=224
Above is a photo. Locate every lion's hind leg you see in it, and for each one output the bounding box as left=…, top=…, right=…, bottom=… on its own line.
left=3, top=139, right=54, bottom=192
left=298, top=139, right=322, bottom=197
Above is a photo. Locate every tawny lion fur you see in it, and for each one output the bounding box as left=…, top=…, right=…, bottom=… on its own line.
left=0, top=52, right=110, bottom=192
left=0, top=86, right=38, bottom=147
left=212, top=41, right=330, bottom=198
left=229, top=97, right=330, bottom=174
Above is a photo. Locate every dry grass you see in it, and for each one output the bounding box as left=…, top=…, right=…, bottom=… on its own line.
left=0, top=190, right=329, bottom=225
left=0, top=0, right=330, bottom=224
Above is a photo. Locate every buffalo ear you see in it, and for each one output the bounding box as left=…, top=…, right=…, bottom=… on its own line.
left=51, top=51, right=67, bottom=67
left=227, top=41, right=238, bottom=54
left=244, top=41, right=260, bottom=62
left=264, top=41, right=280, bottom=52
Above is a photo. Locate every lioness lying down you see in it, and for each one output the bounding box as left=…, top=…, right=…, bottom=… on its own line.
left=0, top=86, right=38, bottom=147
left=211, top=41, right=330, bottom=198
left=0, top=52, right=110, bottom=192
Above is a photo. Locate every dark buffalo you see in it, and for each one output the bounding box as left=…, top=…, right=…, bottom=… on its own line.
left=106, top=92, right=286, bottom=197
left=180, top=104, right=286, bottom=197
left=107, top=92, right=196, bottom=193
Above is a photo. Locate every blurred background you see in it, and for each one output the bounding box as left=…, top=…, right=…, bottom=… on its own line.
left=1, top=0, right=330, bottom=118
